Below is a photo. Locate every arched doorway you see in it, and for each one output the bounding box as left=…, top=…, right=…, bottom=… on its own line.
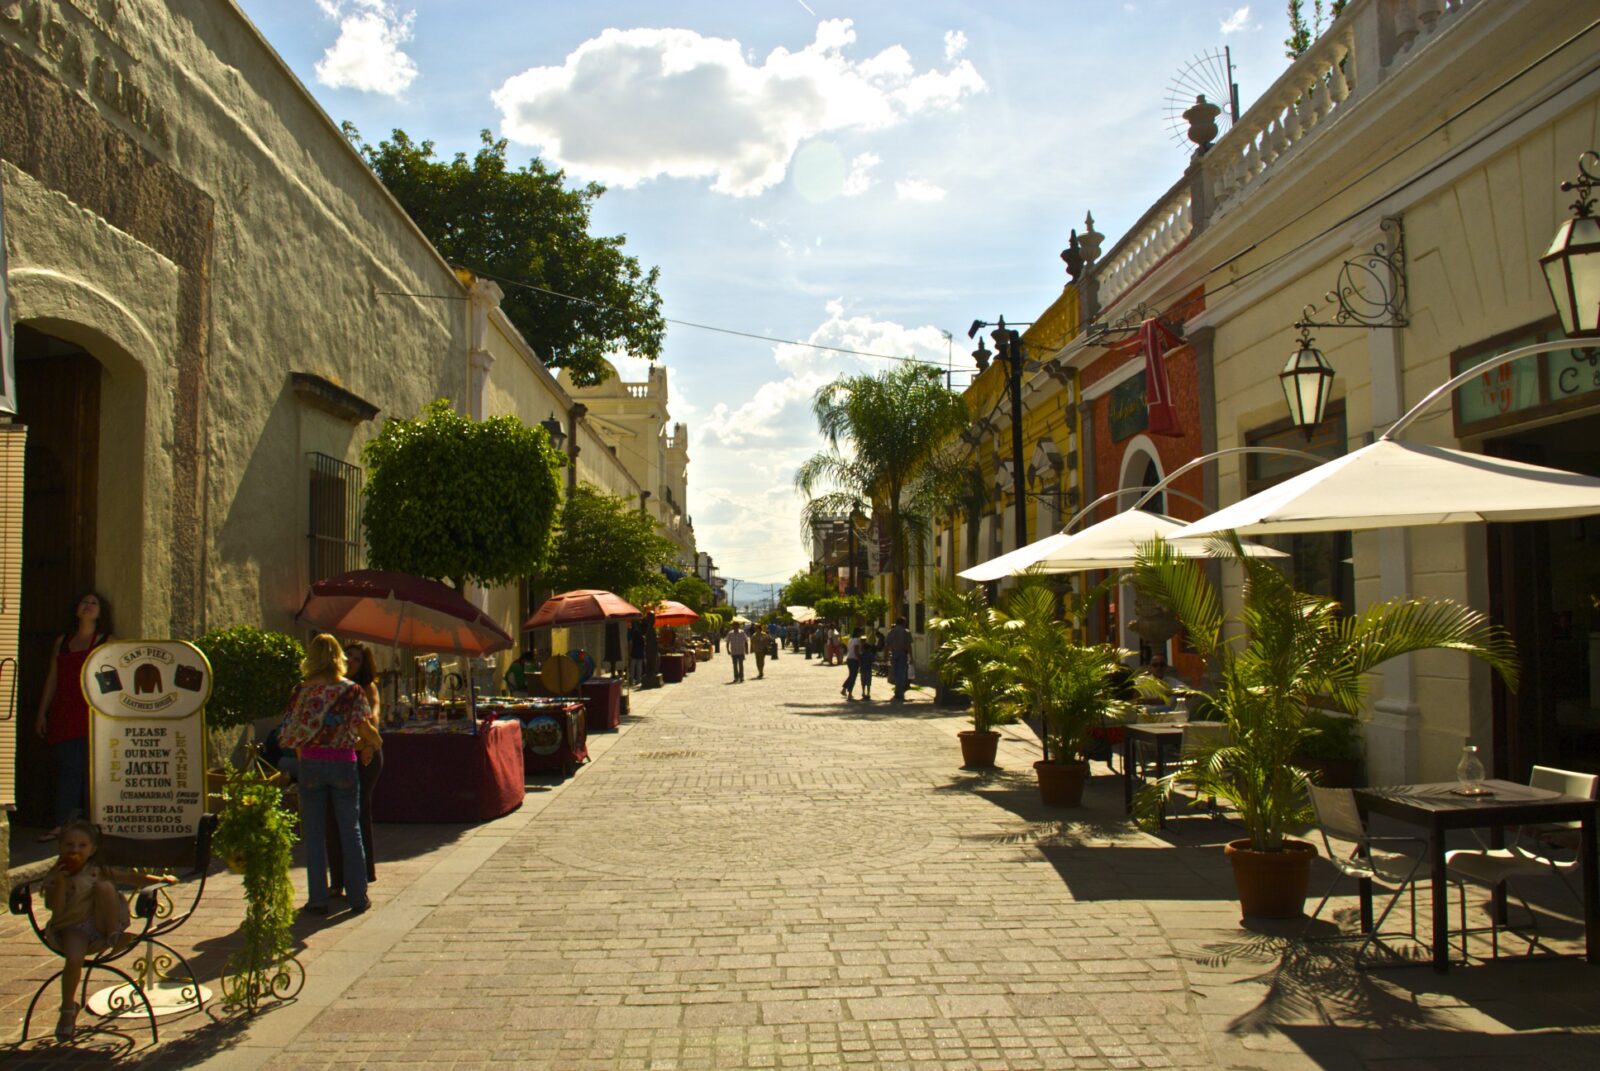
left=14, top=324, right=102, bottom=828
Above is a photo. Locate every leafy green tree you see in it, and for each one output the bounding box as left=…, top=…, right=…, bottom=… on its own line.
left=672, top=575, right=714, bottom=613
left=363, top=400, right=563, bottom=588
left=346, top=126, right=664, bottom=386
left=544, top=484, right=676, bottom=606
left=779, top=570, right=834, bottom=609
left=814, top=596, right=852, bottom=625
left=1285, top=0, right=1347, bottom=58
left=796, top=363, right=968, bottom=617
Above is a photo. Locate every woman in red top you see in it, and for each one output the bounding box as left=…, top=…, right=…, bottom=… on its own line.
left=33, top=593, right=114, bottom=841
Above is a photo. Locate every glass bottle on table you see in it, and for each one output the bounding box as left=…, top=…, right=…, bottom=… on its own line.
left=1455, top=743, right=1486, bottom=794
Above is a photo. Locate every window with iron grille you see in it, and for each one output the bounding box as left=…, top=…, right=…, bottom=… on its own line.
left=308, top=452, right=363, bottom=583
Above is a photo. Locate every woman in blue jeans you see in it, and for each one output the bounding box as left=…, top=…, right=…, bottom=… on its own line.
left=277, top=634, right=373, bottom=916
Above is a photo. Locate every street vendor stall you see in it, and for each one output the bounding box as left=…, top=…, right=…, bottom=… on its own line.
left=580, top=677, right=622, bottom=732
left=297, top=569, right=522, bottom=822
left=479, top=697, right=588, bottom=776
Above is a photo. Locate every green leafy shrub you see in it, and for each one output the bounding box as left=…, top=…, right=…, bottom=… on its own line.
left=194, top=626, right=305, bottom=731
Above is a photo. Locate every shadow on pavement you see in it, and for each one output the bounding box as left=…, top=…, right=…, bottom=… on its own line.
left=0, top=993, right=264, bottom=1068
left=779, top=699, right=956, bottom=722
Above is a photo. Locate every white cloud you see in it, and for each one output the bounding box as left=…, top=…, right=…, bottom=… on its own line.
left=894, top=179, right=946, bottom=202
left=1220, top=6, right=1251, bottom=34
left=944, top=30, right=968, bottom=62
left=697, top=300, right=953, bottom=449
left=314, top=1, right=418, bottom=95
left=490, top=19, right=985, bottom=197
left=842, top=152, right=880, bottom=196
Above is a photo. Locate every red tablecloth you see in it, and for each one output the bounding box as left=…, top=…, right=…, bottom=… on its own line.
left=660, top=653, right=686, bottom=683
left=372, top=720, right=524, bottom=823
left=505, top=702, right=588, bottom=774
left=580, top=678, right=621, bottom=732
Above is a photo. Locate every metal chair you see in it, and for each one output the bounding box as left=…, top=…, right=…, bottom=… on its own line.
left=9, top=815, right=218, bottom=1043
left=1303, top=784, right=1437, bottom=966
left=1445, top=766, right=1599, bottom=959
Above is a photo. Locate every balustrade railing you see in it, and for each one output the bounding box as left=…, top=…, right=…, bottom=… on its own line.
left=1089, top=0, right=1481, bottom=315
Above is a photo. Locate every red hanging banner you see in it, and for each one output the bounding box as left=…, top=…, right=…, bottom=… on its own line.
left=1139, top=318, right=1184, bottom=437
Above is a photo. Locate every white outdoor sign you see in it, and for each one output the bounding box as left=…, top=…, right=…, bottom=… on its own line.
left=84, top=641, right=210, bottom=839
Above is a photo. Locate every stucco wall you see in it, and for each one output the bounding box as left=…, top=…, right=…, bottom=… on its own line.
left=2, top=0, right=483, bottom=639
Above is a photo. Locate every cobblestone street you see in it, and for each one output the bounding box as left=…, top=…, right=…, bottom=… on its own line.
left=6, top=649, right=1599, bottom=1069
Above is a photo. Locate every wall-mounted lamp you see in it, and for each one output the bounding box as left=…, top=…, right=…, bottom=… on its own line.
left=1542, top=150, right=1600, bottom=339
left=541, top=414, right=566, bottom=451
left=1280, top=326, right=1336, bottom=439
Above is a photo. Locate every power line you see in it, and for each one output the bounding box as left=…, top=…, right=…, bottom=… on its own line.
left=467, top=267, right=954, bottom=367
left=1102, top=19, right=1600, bottom=333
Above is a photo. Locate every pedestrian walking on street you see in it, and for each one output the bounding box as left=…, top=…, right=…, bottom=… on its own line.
left=885, top=617, right=912, bottom=702
left=628, top=622, right=647, bottom=685
left=726, top=624, right=749, bottom=682
left=753, top=628, right=768, bottom=679
left=841, top=627, right=864, bottom=699
left=859, top=624, right=879, bottom=700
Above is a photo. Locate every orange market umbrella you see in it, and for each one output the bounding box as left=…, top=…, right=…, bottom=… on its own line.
left=524, top=589, right=643, bottom=629
left=296, top=569, right=514, bottom=656
left=650, top=600, right=700, bottom=627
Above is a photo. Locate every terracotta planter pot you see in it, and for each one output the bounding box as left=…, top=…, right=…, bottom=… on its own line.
left=1034, top=759, right=1090, bottom=806
left=1225, top=838, right=1317, bottom=919
left=958, top=730, right=1000, bottom=768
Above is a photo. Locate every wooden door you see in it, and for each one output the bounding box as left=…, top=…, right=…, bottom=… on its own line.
left=15, top=332, right=100, bottom=826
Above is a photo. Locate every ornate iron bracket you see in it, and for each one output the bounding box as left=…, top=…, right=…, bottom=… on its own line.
left=1295, top=216, right=1408, bottom=331
left=1085, top=300, right=1187, bottom=341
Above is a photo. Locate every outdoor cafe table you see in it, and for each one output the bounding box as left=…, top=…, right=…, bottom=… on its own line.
left=1122, top=724, right=1186, bottom=831
left=1355, top=780, right=1599, bottom=972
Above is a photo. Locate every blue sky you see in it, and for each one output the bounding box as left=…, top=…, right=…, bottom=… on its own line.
left=238, top=1, right=1295, bottom=583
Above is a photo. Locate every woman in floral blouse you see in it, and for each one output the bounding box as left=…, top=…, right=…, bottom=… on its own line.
left=277, top=634, right=372, bottom=916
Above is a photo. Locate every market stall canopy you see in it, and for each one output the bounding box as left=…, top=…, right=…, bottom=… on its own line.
left=650, top=600, right=701, bottom=627
left=787, top=606, right=817, bottom=623
left=1170, top=439, right=1600, bottom=540
left=959, top=509, right=1286, bottom=581
left=296, top=569, right=514, bottom=656
left=524, top=588, right=642, bottom=629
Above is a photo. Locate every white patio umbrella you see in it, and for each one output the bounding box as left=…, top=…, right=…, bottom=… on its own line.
left=959, top=508, right=1285, bottom=582
left=1170, top=438, right=1600, bottom=540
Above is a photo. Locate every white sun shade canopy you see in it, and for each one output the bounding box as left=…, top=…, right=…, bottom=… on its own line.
left=958, top=509, right=1285, bottom=582
left=1171, top=438, right=1600, bottom=540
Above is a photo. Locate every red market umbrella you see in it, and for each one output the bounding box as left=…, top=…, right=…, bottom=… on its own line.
left=650, top=600, right=700, bottom=627
left=524, top=589, right=643, bottom=629
left=296, top=569, right=514, bottom=656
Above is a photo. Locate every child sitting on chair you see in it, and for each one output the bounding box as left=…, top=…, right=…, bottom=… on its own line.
left=43, top=819, right=177, bottom=1041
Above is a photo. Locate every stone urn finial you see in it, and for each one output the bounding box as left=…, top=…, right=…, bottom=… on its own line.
left=1079, top=211, right=1103, bottom=265
left=1184, top=94, right=1222, bottom=150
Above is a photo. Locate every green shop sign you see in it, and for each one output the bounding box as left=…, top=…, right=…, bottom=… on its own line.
left=1109, top=371, right=1149, bottom=442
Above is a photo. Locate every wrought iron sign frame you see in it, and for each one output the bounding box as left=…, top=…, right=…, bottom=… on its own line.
left=1294, top=216, right=1409, bottom=333
left=1085, top=300, right=1188, bottom=342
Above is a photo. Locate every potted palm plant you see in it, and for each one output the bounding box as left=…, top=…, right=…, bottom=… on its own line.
left=929, top=585, right=1023, bottom=768
left=1130, top=535, right=1517, bottom=919
left=1005, top=584, right=1142, bottom=805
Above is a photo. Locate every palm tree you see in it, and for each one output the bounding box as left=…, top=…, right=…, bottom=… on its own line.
left=927, top=584, right=1024, bottom=734
left=793, top=454, right=872, bottom=594
left=1130, top=535, right=1519, bottom=851
left=796, top=364, right=969, bottom=616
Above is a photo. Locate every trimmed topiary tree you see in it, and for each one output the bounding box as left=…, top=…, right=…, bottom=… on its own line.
left=194, top=626, right=305, bottom=767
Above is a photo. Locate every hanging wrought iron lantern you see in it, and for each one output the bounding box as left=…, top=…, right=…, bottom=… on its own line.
left=1280, top=326, right=1336, bottom=437
left=1541, top=150, right=1600, bottom=338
